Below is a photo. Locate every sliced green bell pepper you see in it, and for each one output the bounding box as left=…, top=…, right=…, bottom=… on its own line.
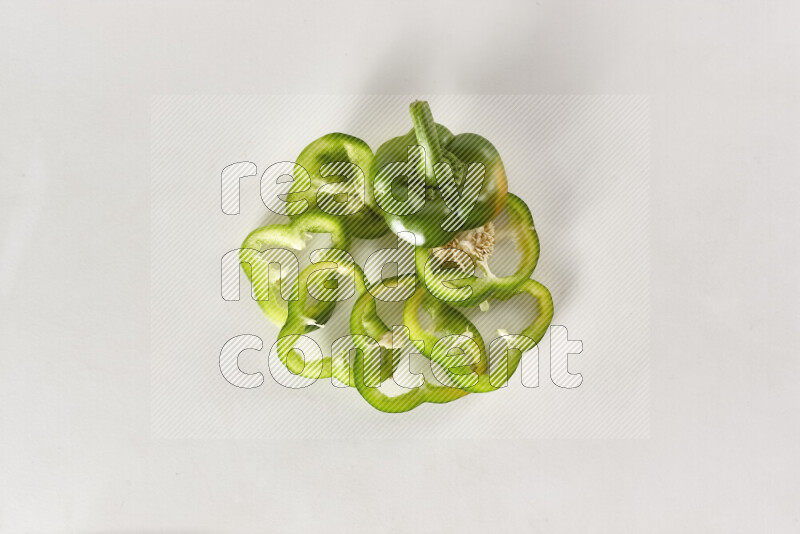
left=237, top=99, right=555, bottom=414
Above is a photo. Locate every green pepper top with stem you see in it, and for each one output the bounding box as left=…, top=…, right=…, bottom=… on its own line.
left=371, top=101, right=509, bottom=248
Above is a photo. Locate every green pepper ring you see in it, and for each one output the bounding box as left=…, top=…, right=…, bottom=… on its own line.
left=276, top=248, right=368, bottom=384
left=415, top=193, right=540, bottom=308
left=404, top=278, right=554, bottom=393
left=240, top=211, right=350, bottom=327
left=288, top=132, right=390, bottom=240
left=349, top=275, right=470, bottom=413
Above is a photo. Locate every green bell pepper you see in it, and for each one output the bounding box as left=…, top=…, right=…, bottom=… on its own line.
left=237, top=99, right=555, bottom=414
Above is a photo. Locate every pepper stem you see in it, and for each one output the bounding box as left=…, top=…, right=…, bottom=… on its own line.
left=409, top=100, right=445, bottom=185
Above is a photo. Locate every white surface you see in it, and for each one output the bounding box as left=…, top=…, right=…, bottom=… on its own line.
left=1, top=0, right=798, bottom=532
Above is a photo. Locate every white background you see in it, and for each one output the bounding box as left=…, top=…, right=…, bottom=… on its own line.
left=1, top=0, right=798, bottom=532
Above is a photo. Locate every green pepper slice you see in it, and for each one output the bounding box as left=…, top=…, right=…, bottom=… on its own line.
left=276, top=248, right=368, bottom=384
left=287, top=133, right=389, bottom=239
left=239, top=211, right=349, bottom=328
left=349, top=275, right=470, bottom=412
left=404, top=279, right=554, bottom=393
left=415, top=194, right=540, bottom=307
